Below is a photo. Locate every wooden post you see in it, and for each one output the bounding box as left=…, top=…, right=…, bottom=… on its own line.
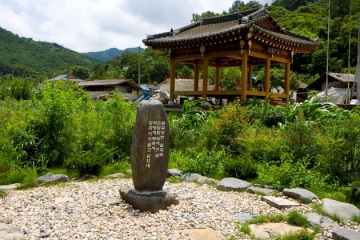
left=285, top=59, right=291, bottom=103
left=194, top=61, right=199, bottom=91
left=264, top=57, right=271, bottom=95
left=170, top=57, right=176, bottom=101
left=202, top=56, right=209, bottom=100
left=248, top=64, right=253, bottom=90
left=215, top=64, right=220, bottom=91
left=241, top=53, right=248, bottom=101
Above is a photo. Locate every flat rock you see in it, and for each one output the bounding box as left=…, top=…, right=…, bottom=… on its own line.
left=304, top=212, right=340, bottom=229
left=197, top=176, right=219, bottom=185
left=216, top=178, right=251, bottom=192
left=249, top=223, right=304, bottom=239
left=0, top=223, right=24, bottom=240
left=182, top=228, right=225, bottom=240
left=0, top=183, right=21, bottom=191
left=181, top=173, right=202, bottom=182
left=119, top=186, right=178, bottom=213
left=247, top=186, right=277, bottom=196
left=282, top=188, right=318, bottom=203
left=322, top=198, right=360, bottom=220
left=106, top=173, right=126, bottom=179
left=332, top=227, right=360, bottom=240
left=125, top=169, right=132, bottom=175
left=261, top=196, right=300, bottom=209
left=235, top=212, right=256, bottom=222
left=0, top=218, right=12, bottom=224
left=37, top=173, right=69, bottom=185
left=167, top=168, right=183, bottom=178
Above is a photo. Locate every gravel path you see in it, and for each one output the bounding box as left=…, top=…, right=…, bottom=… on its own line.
left=0, top=178, right=313, bottom=239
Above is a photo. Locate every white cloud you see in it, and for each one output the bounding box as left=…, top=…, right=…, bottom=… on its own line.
left=0, top=0, right=273, bottom=52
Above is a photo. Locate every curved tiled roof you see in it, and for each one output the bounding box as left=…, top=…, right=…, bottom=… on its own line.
left=143, top=7, right=319, bottom=50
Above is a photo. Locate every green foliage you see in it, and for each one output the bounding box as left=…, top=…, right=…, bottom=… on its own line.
left=0, top=78, right=34, bottom=100
left=177, top=149, right=223, bottom=176
left=258, top=158, right=328, bottom=191
left=287, top=210, right=310, bottom=228
left=222, top=155, right=258, bottom=180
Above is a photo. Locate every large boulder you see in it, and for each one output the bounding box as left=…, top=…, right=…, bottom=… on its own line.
left=282, top=188, right=318, bottom=203
left=119, top=186, right=178, bottom=213
left=181, top=173, right=202, bottom=182
left=304, top=212, right=339, bottom=229
left=36, top=173, right=69, bottom=185
left=322, top=198, right=360, bottom=220
left=216, top=178, right=251, bottom=191
left=130, top=100, right=169, bottom=191
left=0, top=223, right=24, bottom=240
left=332, top=227, right=360, bottom=240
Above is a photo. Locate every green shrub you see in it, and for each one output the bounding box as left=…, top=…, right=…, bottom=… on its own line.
left=257, top=158, right=328, bottom=191
left=65, top=144, right=115, bottom=176
left=178, top=149, right=223, bottom=176
left=223, top=155, right=258, bottom=180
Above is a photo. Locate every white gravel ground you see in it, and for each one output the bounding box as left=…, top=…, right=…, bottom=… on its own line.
left=0, top=178, right=345, bottom=240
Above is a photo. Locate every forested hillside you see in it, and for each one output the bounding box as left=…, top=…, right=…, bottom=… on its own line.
left=0, top=27, right=97, bottom=78
left=82, top=47, right=140, bottom=62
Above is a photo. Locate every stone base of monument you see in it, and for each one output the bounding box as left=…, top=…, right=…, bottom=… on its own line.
left=119, top=186, right=179, bottom=213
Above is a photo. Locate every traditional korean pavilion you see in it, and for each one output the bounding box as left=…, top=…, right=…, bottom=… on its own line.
left=143, top=7, right=319, bottom=105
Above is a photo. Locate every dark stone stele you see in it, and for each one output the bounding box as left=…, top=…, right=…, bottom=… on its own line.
left=121, top=100, right=178, bottom=213
left=119, top=186, right=179, bottom=213
left=131, top=100, right=169, bottom=191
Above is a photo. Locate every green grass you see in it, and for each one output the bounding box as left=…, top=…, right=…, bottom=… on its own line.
left=274, top=229, right=316, bottom=240
left=100, top=162, right=131, bottom=177
left=351, top=215, right=360, bottom=224
left=287, top=210, right=310, bottom=228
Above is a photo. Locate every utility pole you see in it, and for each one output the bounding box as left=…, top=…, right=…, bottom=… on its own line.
left=356, top=18, right=360, bottom=100
left=346, top=1, right=352, bottom=104
left=325, top=0, right=330, bottom=101
left=138, top=46, right=141, bottom=85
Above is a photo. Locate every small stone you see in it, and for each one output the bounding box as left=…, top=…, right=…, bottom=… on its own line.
left=39, top=233, right=51, bottom=238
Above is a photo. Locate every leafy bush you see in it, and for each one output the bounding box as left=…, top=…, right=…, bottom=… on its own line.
left=258, top=158, right=328, bottom=191
left=222, top=154, right=258, bottom=180
left=177, top=149, right=223, bottom=176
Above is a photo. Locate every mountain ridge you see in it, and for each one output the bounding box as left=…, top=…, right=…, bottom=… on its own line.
left=81, top=47, right=140, bottom=62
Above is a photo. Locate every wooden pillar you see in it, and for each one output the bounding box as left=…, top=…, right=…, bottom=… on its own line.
left=285, top=59, right=291, bottom=103
left=202, top=56, right=209, bottom=100
left=241, top=53, right=248, bottom=101
left=215, top=64, right=220, bottom=91
left=194, top=61, right=199, bottom=91
left=264, top=57, right=271, bottom=95
left=170, top=57, right=176, bottom=101
left=248, top=64, right=253, bottom=90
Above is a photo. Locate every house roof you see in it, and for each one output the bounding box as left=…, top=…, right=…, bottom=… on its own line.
left=307, top=72, right=355, bottom=90
left=159, top=79, right=215, bottom=92
left=48, top=74, right=85, bottom=82
left=78, top=79, right=141, bottom=90
left=143, top=7, right=319, bottom=53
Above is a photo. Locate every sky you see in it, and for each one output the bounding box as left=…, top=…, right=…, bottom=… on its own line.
left=0, top=0, right=273, bottom=53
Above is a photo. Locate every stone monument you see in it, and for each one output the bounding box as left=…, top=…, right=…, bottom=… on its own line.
left=120, top=100, right=178, bottom=213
